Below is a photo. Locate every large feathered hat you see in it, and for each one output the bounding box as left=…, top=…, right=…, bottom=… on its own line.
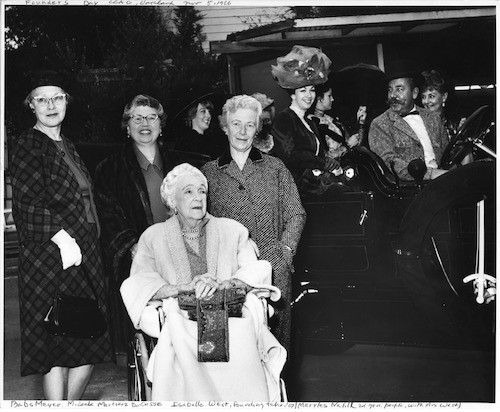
left=271, top=45, right=331, bottom=90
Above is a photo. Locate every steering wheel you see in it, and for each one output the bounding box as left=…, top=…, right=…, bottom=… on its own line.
left=440, top=105, right=494, bottom=169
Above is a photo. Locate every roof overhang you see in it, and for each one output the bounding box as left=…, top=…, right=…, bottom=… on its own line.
left=210, top=7, right=495, bottom=54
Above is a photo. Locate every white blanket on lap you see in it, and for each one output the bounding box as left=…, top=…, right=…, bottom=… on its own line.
left=147, top=294, right=286, bottom=401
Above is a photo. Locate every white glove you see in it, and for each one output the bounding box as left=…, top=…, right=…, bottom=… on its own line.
left=51, top=229, right=82, bottom=270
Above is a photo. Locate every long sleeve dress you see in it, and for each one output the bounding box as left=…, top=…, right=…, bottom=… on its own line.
left=270, top=107, right=352, bottom=198
left=271, top=107, right=329, bottom=183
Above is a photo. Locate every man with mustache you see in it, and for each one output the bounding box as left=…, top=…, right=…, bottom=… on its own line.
left=369, top=61, right=449, bottom=181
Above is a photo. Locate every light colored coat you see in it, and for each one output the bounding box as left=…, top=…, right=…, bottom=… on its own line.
left=369, top=106, right=449, bottom=181
left=120, top=213, right=285, bottom=401
left=120, top=213, right=280, bottom=327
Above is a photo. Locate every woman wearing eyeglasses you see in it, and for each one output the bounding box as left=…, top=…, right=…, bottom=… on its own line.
left=9, top=70, right=113, bottom=399
left=93, top=94, right=181, bottom=355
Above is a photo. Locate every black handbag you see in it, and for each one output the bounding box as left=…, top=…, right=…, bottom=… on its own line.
left=44, top=265, right=107, bottom=339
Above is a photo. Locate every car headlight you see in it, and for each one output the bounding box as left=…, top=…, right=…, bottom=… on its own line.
left=345, top=167, right=355, bottom=179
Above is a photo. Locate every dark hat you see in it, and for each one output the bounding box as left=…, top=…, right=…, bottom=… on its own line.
left=271, top=45, right=331, bottom=90
left=169, top=92, right=231, bottom=131
left=384, top=60, right=423, bottom=84
left=24, top=69, right=70, bottom=97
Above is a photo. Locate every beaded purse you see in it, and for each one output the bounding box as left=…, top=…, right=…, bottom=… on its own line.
left=178, top=287, right=247, bottom=362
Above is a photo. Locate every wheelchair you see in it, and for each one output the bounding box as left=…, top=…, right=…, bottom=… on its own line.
left=127, top=301, right=164, bottom=401
left=127, top=294, right=286, bottom=401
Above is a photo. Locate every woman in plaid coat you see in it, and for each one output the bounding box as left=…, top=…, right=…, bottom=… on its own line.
left=9, top=71, right=113, bottom=400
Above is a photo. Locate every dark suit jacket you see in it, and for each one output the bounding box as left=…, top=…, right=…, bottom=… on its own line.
left=369, top=106, right=449, bottom=180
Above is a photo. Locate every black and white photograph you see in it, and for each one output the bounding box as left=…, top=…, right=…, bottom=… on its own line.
left=1, top=0, right=497, bottom=409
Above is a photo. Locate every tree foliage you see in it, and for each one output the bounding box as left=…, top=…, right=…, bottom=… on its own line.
left=5, top=6, right=227, bottom=143
left=5, top=6, right=129, bottom=66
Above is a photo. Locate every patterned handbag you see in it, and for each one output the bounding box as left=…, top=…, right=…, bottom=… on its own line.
left=178, top=286, right=247, bottom=362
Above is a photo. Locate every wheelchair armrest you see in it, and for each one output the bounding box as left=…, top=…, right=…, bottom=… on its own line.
left=250, top=288, right=272, bottom=299
left=146, top=300, right=163, bottom=309
left=139, top=301, right=165, bottom=338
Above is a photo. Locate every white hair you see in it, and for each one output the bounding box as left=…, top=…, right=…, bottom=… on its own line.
left=160, top=163, right=208, bottom=210
left=219, top=94, right=263, bottom=131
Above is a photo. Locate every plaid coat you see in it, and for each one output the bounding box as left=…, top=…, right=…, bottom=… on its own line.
left=368, top=106, right=449, bottom=181
left=202, top=148, right=306, bottom=351
left=9, top=128, right=113, bottom=376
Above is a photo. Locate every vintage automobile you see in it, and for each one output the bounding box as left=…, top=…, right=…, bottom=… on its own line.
left=292, top=105, right=496, bottom=354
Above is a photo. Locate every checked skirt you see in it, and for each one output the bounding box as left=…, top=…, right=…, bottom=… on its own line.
left=17, top=225, right=113, bottom=376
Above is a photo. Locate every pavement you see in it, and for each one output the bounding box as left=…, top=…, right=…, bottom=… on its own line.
left=3, top=275, right=497, bottom=404
left=3, top=276, right=127, bottom=401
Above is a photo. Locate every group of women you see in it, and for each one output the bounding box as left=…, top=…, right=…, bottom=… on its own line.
left=9, top=43, right=461, bottom=401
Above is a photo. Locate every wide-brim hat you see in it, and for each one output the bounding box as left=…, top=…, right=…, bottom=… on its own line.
left=384, top=59, right=423, bottom=85
left=271, top=45, right=331, bottom=90
left=168, top=92, right=231, bottom=131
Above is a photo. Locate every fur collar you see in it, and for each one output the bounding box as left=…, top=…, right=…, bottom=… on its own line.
left=253, top=133, right=274, bottom=153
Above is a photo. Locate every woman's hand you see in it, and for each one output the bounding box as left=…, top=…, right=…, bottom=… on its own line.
left=192, top=274, right=221, bottom=299
left=51, top=229, right=82, bottom=270
left=323, top=156, right=341, bottom=173
left=219, top=278, right=248, bottom=290
left=346, top=133, right=361, bottom=148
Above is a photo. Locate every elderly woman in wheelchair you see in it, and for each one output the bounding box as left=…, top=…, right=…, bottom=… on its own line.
left=120, top=163, right=286, bottom=401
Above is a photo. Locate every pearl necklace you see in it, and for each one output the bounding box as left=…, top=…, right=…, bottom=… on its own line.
left=181, top=227, right=202, bottom=240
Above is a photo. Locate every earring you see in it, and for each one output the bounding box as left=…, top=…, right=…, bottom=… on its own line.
left=174, top=207, right=178, bottom=215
